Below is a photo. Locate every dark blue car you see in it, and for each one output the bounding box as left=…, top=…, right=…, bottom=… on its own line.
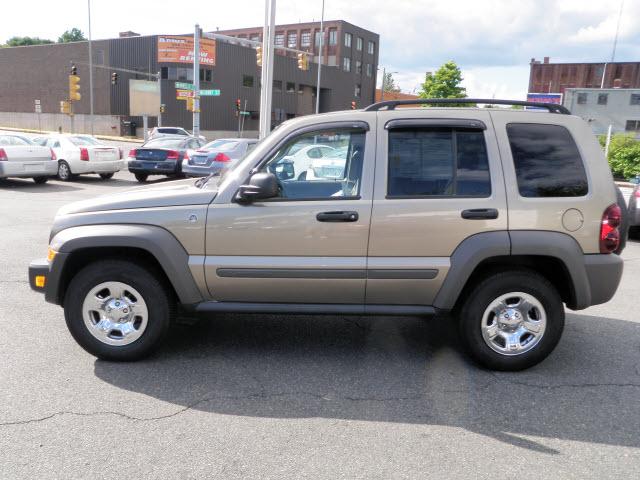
left=127, top=135, right=205, bottom=182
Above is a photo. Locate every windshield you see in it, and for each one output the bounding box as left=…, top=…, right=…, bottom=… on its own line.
left=69, top=136, right=101, bottom=146
left=143, top=137, right=184, bottom=149
left=202, top=139, right=238, bottom=151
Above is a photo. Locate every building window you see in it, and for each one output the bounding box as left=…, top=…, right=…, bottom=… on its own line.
left=160, top=67, right=168, bottom=79
left=368, top=40, right=375, bottom=55
left=598, top=93, right=608, bottom=105
left=273, top=80, right=282, bottom=92
left=387, top=127, right=491, bottom=197
left=328, top=29, right=337, bottom=46
left=344, top=33, right=352, bottom=47
left=631, top=94, right=640, bottom=105
left=625, top=120, right=640, bottom=131
left=301, top=30, right=311, bottom=46
left=577, top=93, right=588, bottom=104
left=315, top=30, right=322, bottom=47
left=507, top=123, right=588, bottom=198
left=366, top=63, right=372, bottom=77
left=287, top=32, right=297, bottom=48
left=274, top=33, right=284, bottom=47
left=286, top=82, right=295, bottom=93
left=355, top=84, right=361, bottom=98
left=243, top=75, right=254, bottom=87
left=199, top=69, right=212, bottom=82
left=356, top=37, right=363, bottom=51
left=355, top=60, right=362, bottom=74
left=343, top=57, right=351, bottom=72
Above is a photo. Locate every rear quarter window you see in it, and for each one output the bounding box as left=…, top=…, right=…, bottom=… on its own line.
left=506, top=123, right=588, bottom=197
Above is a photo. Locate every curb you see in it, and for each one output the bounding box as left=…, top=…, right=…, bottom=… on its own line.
left=0, top=126, right=143, bottom=143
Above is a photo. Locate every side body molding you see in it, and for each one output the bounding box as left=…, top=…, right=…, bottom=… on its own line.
left=433, top=231, right=511, bottom=310
left=49, top=224, right=204, bottom=305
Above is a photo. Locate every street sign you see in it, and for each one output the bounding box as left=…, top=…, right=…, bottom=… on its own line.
left=175, top=82, right=194, bottom=90
left=240, top=111, right=250, bottom=115
left=34, top=99, right=41, bottom=113
left=199, top=89, right=221, bottom=96
left=176, top=89, right=194, bottom=99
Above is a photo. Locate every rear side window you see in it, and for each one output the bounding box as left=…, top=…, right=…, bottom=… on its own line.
left=507, top=123, right=588, bottom=197
left=387, top=127, right=491, bottom=197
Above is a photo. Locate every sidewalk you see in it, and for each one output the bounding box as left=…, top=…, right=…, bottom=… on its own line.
left=0, top=125, right=142, bottom=143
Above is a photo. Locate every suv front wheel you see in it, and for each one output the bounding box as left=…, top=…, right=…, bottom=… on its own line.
left=63, top=260, right=173, bottom=361
left=458, top=270, right=564, bottom=371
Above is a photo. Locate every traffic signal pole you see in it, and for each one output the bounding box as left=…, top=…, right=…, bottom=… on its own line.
left=192, top=24, right=201, bottom=138
left=259, top=0, right=276, bottom=139
left=87, top=0, right=94, bottom=136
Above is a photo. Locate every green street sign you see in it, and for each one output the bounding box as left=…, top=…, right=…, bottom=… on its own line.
left=175, top=82, right=194, bottom=90
left=199, top=89, right=221, bottom=96
left=240, top=111, right=250, bottom=115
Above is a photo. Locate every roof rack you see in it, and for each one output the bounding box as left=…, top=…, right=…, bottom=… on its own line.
left=363, top=98, right=571, bottom=114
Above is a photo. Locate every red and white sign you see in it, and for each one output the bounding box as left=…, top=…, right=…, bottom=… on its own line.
left=158, top=36, right=216, bottom=66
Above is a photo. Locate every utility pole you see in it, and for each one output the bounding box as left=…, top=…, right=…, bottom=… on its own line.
left=259, top=0, right=276, bottom=139
left=193, top=24, right=201, bottom=138
left=315, top=0, right=324, bottom=114
left=87, top=0, right=94, bottom=135
left=380, top=66, right=385, bottom=102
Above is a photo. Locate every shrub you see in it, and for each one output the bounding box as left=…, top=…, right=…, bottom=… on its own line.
left=598, top=133, right=640, bottom=180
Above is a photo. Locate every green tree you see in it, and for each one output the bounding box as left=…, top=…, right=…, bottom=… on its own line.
left=4, top=36, right=53, bottom=47
left=58, top=28, right=86, bottom=43
left=419, top=61, right=467, bottom=103
left=598, top=133, right=640, bottom=179
left=382, top=71, right=400, bottom=93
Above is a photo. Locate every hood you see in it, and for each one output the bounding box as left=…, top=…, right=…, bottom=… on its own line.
left=57, top=179, right=217, bottom=215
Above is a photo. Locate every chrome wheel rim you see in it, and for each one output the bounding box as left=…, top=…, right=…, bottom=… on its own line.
left=58, top=162, right=70, bottom=180
left=82, top=281, right=149, bottom=346
left=481, top=292, right=547, bottom=356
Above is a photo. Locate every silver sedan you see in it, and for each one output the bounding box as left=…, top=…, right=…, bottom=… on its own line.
left=182, top=138, right=258, bottom=177
left=0, top=134, right=57, bottom=184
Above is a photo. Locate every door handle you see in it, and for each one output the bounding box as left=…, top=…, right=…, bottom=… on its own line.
left=461, top=208, right=499, bottom=220
left=316, top=211, right=359, bottom=222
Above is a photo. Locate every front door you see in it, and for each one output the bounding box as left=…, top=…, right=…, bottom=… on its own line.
left=204, top=122, right=374, bottom=304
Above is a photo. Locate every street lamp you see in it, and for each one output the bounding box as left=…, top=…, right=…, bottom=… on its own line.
left=379, top=67, right=398, bottom=102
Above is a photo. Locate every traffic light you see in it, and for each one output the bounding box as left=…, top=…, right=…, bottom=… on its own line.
left=235, top=98, right=241, bottom=115
left=160, top=103, right=166, bottom=114
left=70, top=64, right=77, bottom=75
left=256, top=45, right=262, bottom=67
left=59, top=100, right=71, bottom=114
left=111, top=72, right=118, bottom=85
left=186, top=96, right=194, bottom=112
left=297, top=53, right=308, bottom=71
left=68, top=74, right=81, bottom=101
left=350, top=101, right=356, bottom=110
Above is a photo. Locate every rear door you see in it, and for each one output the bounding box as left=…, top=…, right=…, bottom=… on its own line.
left=367, top=109, right=507, bottom=306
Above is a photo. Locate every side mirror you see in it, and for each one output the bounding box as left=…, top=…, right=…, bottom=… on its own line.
left=236, top=172, right=279, bottom=203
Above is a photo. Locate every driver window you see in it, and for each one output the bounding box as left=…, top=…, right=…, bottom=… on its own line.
left=261, top=127, right=366, bottom=200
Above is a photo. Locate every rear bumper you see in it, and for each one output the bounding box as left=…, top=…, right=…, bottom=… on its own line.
left=128, top=160, right=179, bottom=175
left=182, top=162, right=224, bottom=177
left=0, top=161, right=57, bottom=178
left=584, top=253, right=624, bottom=306
left=73, top=159, right=124, bottom=174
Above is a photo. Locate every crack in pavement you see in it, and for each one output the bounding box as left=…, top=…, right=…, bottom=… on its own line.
left=488, top=372, right=640, bottom=390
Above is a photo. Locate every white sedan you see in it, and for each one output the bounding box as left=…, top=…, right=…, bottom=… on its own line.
left=0, top=134, right=57, bottom=184
left=33, top=134, right=125, bottom=181
left=280, top=144, right=336, bottom=180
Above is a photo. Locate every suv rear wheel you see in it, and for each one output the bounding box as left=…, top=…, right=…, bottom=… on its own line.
left=458, top=270, right=564, bottom=371
left=63, top=260, right=173, bottom=361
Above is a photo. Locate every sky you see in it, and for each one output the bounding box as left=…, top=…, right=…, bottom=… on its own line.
left=3, top=0, right=639, bottom=99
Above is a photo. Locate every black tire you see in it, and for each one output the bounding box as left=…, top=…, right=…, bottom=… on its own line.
left=458, top=270, right=564, bottom=371
left=32, top=176, right=49, bottom=184
left=99, top=173, right=114, bottom=180
left=135, top=173, right=148, bottom=183
left=57, top=160, right=72, bottom=181
left=63, top=260, right=174, bottom=361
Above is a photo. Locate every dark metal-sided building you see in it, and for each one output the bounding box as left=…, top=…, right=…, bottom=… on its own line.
left=0, top=21, right=379, bottom=137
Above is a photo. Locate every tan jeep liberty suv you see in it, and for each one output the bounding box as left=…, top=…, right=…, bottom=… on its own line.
left=29, top=98, right=624, bottom=371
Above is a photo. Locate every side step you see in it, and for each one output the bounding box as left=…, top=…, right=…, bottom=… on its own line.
left=192, top=302, right=437, bottom=316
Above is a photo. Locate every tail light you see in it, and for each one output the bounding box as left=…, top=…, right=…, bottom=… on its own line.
left=79, top=147, right=89, bottom=161
left=634, top=189, right=640, bottom=198
left=166, top=150, right=180, bottom=160
left=50, top=148, right=57, bottom=161
left=0, top=148, right=6, bottom=161
left=128, top=149, right=137, bottom=158
left=214, top=152, right=231, bottom=162
left=600, top=203, right=622, bottom=254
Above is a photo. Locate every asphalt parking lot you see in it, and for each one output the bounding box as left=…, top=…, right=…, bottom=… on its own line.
left=1, top=171, right=639, bottom=479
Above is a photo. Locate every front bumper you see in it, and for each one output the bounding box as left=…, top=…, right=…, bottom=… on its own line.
left=0, top=161, right=57, bottom=178
left=584, top=253, right=624, bottom=306
left=28, top=253, right=69, bottom=304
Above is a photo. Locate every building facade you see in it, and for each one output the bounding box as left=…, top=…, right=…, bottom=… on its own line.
left=0, top=21, right=379, bottom=137
left=529, top=57, right=640, bottom=94
left=563, top=88, right=640, bottom=136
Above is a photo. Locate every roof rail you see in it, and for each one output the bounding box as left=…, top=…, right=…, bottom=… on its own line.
left=363, top=98, right=571, bottom=114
